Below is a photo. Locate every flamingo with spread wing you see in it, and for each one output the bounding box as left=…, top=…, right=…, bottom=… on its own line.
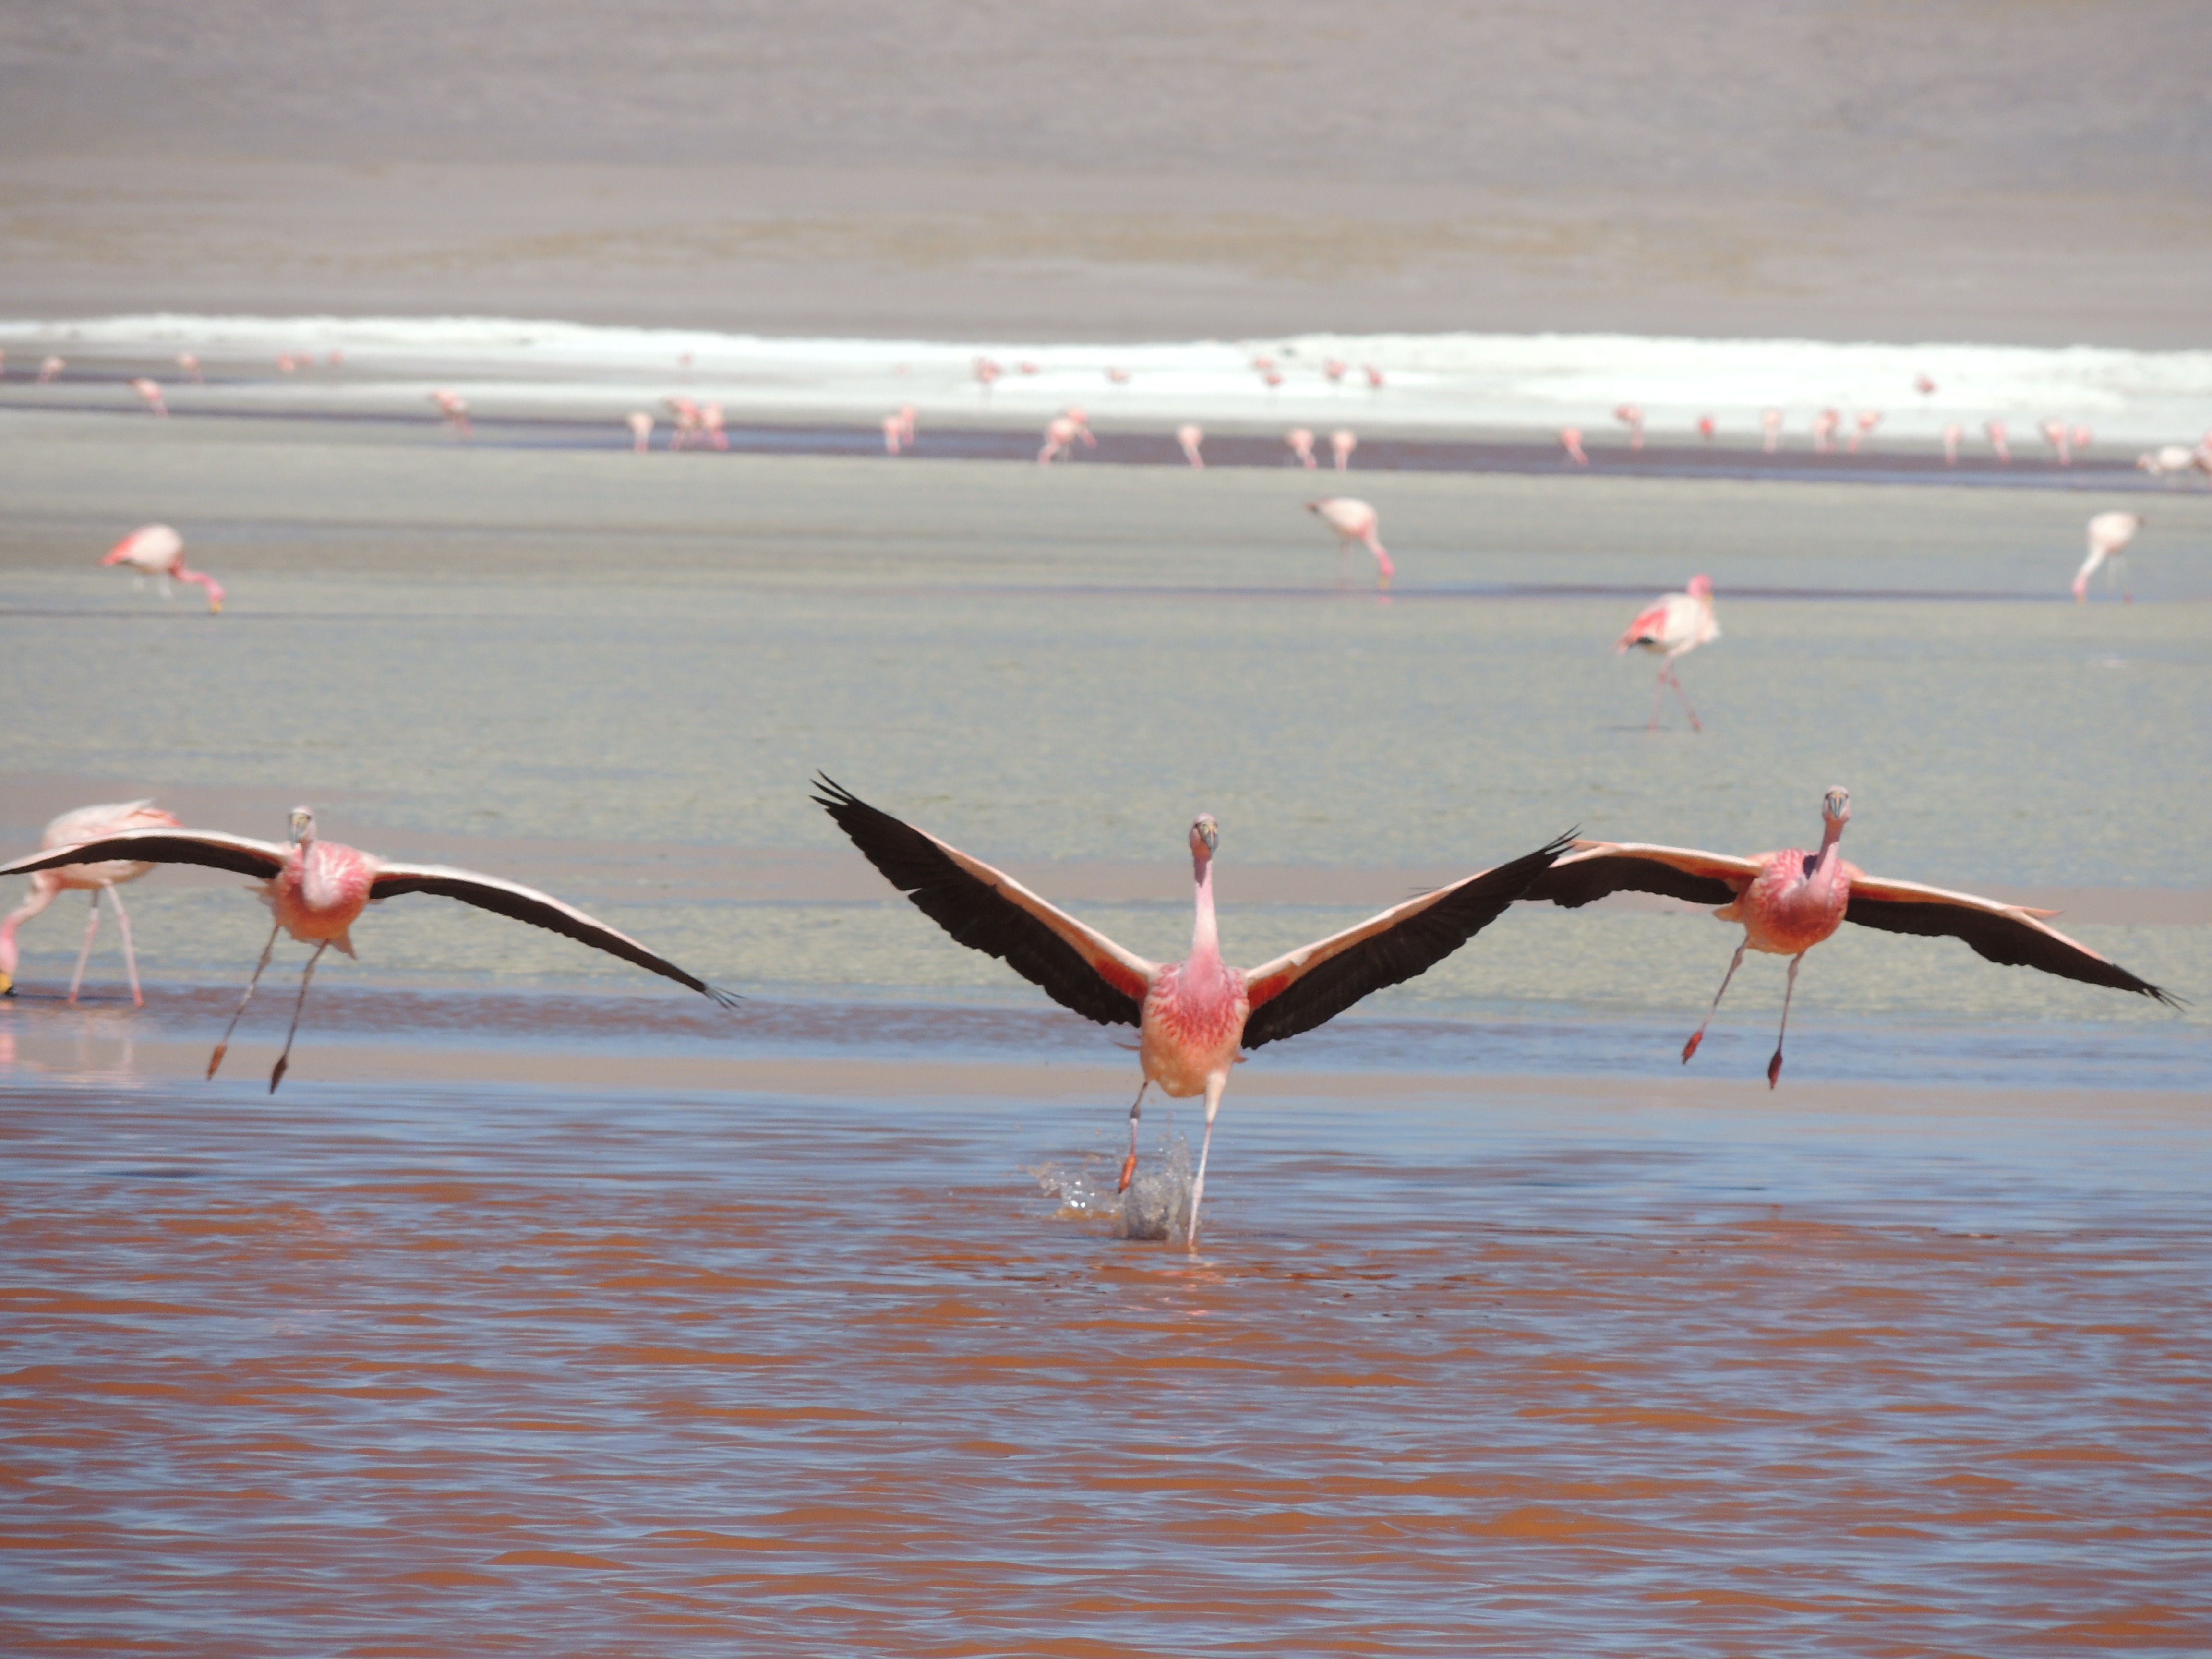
left=815, top=777, right=1570, bottom=1246
left=1524, top=788, right=2174, bottom=1086
left=0, top=809, right=737, bottom=1092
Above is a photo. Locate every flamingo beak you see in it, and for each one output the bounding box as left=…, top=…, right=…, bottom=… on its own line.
left=1823, top=787, right=1851, bottom=822
left=208, top=598, right=223, bottom=614
left=1194, top=817, right=1219, bottom=854
left=0, top=971, right=13, bottom=997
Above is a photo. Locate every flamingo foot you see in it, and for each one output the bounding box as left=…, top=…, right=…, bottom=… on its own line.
left=1767, top=1049, right=1784, bottom=1088
left=1682, top=1031, right=1703, bottom=1063
left=206, top=1042, right=228, bottom=1080
left=270, top=1055, right=289, bottom=1094
left=1118, top=1151, right=1137, bottom=1192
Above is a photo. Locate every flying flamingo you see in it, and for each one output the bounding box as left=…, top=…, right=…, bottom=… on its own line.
left=1985, top=420, right=2011, bottom=462
left=1178, top=424, right=1205, bottom=469
left=1330, top=429, right=1356, bottom=470
left=0, top=801, right=181, bottom=1006
left=813, top=778, right=1569, bottom=1245
left=1286, top=428, right=1317, bottom=469
left=626, top=411, right=654, bottom=451
left=0, top=809, right=736, bottom=1092
left=1525, top=788, right=2173, bottom=1087
left=1613, top=404, right=1645, bottom=451
left=1848, top=411, right=1882, bottom=454
left=429, top=389, right=471, bottom=435
left=2040, top=419, right=2072, bottom=465
left=38, top=356, right=64, bottom=383
left=1696, top=414, right=1716, bottom=443
left=1760, top=409, right=1782, bottom=454
left=130, top=378, right=168, bottom=416
left=103, top=525, right=223, bottom=613
left=1810, top=409, right=1840, bottom=454
left=1038, top=413, right=1095, bottom=465
left=1942, top=422, right=1963, bottom=465
left=1304, top=498, right=1394, bottom=587
left=176, top=352, right=203, bottom=384
left=2074, top=511, right=2143, bottom=603
left=1560, top=427, right=1589, bottom=466
left=1616, top=574, right=1719, bottom=732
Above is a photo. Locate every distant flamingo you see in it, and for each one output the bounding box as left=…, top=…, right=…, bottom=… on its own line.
left=130, top=378, right=168, bottom=416
left=1250, top=355, right=1276, bottom=375
left=103, top=525, right=223, bottom=613
left=1178, top=424, right=1205, bottom=469
left=700, top=403, right=728, bottom=451
left=1616, top=574, right=1719, bottom=732
left=677, top=351, right=694, bottom=377
left=975, top=358, right=1004, bottom=391
left=1760, top=408, right=1782, bottom=454
left=882, top=414, right=906, bottom=455
left=0, top=801, right=181, bottom=1006
left=429, top=389, right=470, bottom=435
left=2074, top=511, right=2143, bottom=603
left=1696, top=414, right=1716, bottom=442
left=1984, top=420, right=2011, bottom=462
left=1560, top=427, right=1589, bottom=466
left=1304, top=498, right=1393, bottom=587
left=626, top=411, right=654, bottom=452
left=176, top=352, right=203, bottom=384
left=1526, top=788, right=2172, bottom=1087
left=1038, top=413, right=1095, bottom=465
left=277, top=353, right=297, bottom=373
left=1613, top=404, right=1645, bottom=451
left=327, top=350, right=344, bottom=369
left=1330, top=429, right=1356, bottom=470
left=814, top=778, right=1568, bottom=1245
left=1848, top=411, right=1882, bottom=454
left=2136, top=444, right=2198, bottom=481
left=0, top=809, right=736, bottom=1092
left=38, top=356, right=64, bottom=383
left=1016, top=361, right=1039, bottom=376
left=1262, top=369, right=1284, bottom=389
left=1914, top=374, right=1937, bottom=397
left=1810, top=409, right=1840, bottom=454
left=1106, top=367, right=1131, bottom=384
left=897, top=405, right=917, bottom=447
left=663, top=396, right=700, bottom=450
left=1942, top=422, right=1963, bottom=465
left=1325, top=359, right=1347, bottom=383
left=1286, top=428, right=1316, bottom=469
left=2069, top=424, right=2092, bottom=457
left=2040, top=419, right=2072, bottom=465
left=1363, top=366, right=1384, bottom=389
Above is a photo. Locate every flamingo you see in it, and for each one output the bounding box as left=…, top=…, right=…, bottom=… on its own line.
left=429, top=389, right=470, bottom=435
left=1613, top=404, right=1645, bottom=451
left=0, top=802, right=181, bottom=1006
left=2069, top=424, right=2092, bottom=457
left=1616, top=574, right=1719, bottom=732
left=1525, top=788, right=2173, bottom=1087
left=1760, top=409, right=1782, bottom=454
left=1303, top=498, right=1393, bottom=587
left=1038, top=413, right=1094, bottom=465
left=2136, top=444, right=2198, bottom=481
left=1016, top=361, right=1039, bottom=376
left=626, top=411, right=654, bottom=452
left=1330, top=428, right=1356, bottom=470
left=1560, top=427, right=1589, bottom=466
left=1985, top=420, right=2011, bottom=462
left=130, top=378, right=168, bottom=416
left=897, top=405, right=917, bottom=448
left=813, top=779, right=1569, bottom=1245
left=0, top=809, right=736, bottom=1092
left=2040, top=419, right=2072, bottom=465
left=0, top=347, right=6, bottom=377
left=38, top=355, right=64, bottom=383
left=1914, top=374, right=1937, bottom=397
left=175, top=352, right=203, bottom=384
left=1324, top=358, right=1347, bottom=383
left=1105, top=367, right=1131, bottom=385
left=1286, top=428, right=1317, bottom=469
left=1848, top=411, right=1882, bottom=454
left=1177, top=423, right=1205, bottom=469
left=700, top=403, right=728, bottom=451
left=1942, top=422, right=1963, bottom=465
left=677, top=351, right=694, bottom=377
left=1696, top=414, right=1716, bottom=443
left=103, top=525, right=223, bottom=613
left=2074, top=511, right=2143, bottom=603
left=882, top=413, right=906, bottom=455
left=1810, top=409, right=1840, bottom=454
left=1250, top=355, right=1277, bottom=375
left=1363, top=366, right=1384, bottom=389
left=975, top=357, right=1003, bottom=391
left=328, top=350, right=345, bottom=369
left=278, top=353, right=297, bottom=373
left=662, top=396, right=700, bottom=450
left=1262, top=369, right=1284, bottom=390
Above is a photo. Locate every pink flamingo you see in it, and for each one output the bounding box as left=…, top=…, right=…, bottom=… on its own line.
left=1984, top=420, right=2011, bottom=462
left=2070, top=424, right=2092, bottom=457
left=1526, top=788, right=2172, bottom=1087
left=130, top=378, right=168, bottom=416
left=1616, top=574, right=1719, bottom=732
left=1942, top=422, right=1963, bottom=465
left=429, top=389, right=471, bottom=435
left=1696, top=414, right=1716, bottom=443
left=1330, top=428, right=1356, bottom=470
left=1613, top=404, right=1645, bottom=451
left=2040, top=419, right=2072, bottom=465
left=1363, top=366, right=1384, bottom=389
left=663, top=396, right=700, bottom=450
left=277, top=353, right=298, bottom=373
left=1038, top=413, right=1095, bottom=465
left=700, top=403, right=728, bottom=451
left=1262, top=369, right=1284, bottom=390
left=1177, top=423, right=1205, bottom=469
left=1250, top=355, right=1276, bottom=375
left=1304, top=498, right=1394, bottom=587
left=0, top=801, right=181, bottom=1006
left=1914, top=374, right=1936, bottom=397
left=626, top=411, right=654, bottom=452
left=1017, top=361, right=1040, bottom=376
left=38, top=355, right=64, bottom=383
left=1286, top=428, right=1317, bottom=469
left=175, top=352, right=203, bottom=384
left=2074, top=511, right=2143, bottom=603
left=0, top=808, right=735, bottom=1092
left=1324, top=358, right=1347, bottom=383
left=103, top=525, right=223, bottom=613
left=2136, top=444, right=2197, bottom=480
left=1848, top=411, right=1882, bottom=454
left=1106, top=367, right=1131, bottom=384
left=0, top=347, right=7, bottom=377
left=975, top=357, right=1003, bottom=391
left=1810, top=409, right=1840, bottom=454
left=897, top=405, right=917, bottom=447
left=882, top=413, right=906, bottom=455
left=1760, top=408, right=1782, bottom=454
left=1560, top=427, right=1589, bottom=466
left=814, top=778, right=1568, bottom=1245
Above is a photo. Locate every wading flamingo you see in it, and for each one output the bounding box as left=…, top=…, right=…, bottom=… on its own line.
left=1331, top=428, right=1357, bottom=470
left=1614, top=404, right=1645, bottom=451
left=0, top=801, right=181, bottom=1005
left=39, top=356, right=64, bottom=383
left=131, top=378, right=168, bottom=416
left=429, top=389, right=470, bottom=435
left=1811, top=410, right=1840, bottom=454
left=1696, top=415, right=1716, bottom=443
left=1525, top=788, right=2173, bottom=1086
left=1304, top=498, right=1394, bottom=587
left=1106, top=367, right=1131, bottom=385
left=0, top=809, right=736, bottom=1092
left=1363, top=366, right=1384, bottom=389
left=1017, top=361, right=1039, bottom=376
left=1848, top=411, right=1882, bottom=454
left=896, top=405, right=917, bottom=448
left=2040, top=419, right=2072, bottom=465
left=1915, top=374, right=1937, bottom=397
left=1325, top=358, right=1347, bottom=383
left=2136, top=445, right=2197, bottom=481
left=1942, top=423, right=1963, bottom=465
left=1984, top=420, right=2011, bottom=462
left=1616, top=575, right=1719, bottom=731
left=1038, top=413, right=1095, bottom=465
left=2070, top=424, right=2092, bottom=457
left=1761, top=409, right=1782, bottom=453
left=2074, top=511, right=2143, bottom=603
left=103, top=525, right=223, bottom=613
left=1286, top=428, right=1317, bottom=469
left=1178, top=424, right=1205, bottom=469
left=176, top=352, right=203, bottom=384
left=975, top=358, right=1004, bottom=391
left=1560, top=427, right=1589, bottom=466
left=700, top=403, right=728, bottom=451
left=813, top=778, right=1570, bottom=1246
left=663, top=396, right=700, bottom=450
left=882, top=413, right=906, bottom=454
left=626, top=411, right=654, bottom=451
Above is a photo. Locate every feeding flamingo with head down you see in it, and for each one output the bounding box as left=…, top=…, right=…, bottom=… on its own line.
left=814, top=778, right=1569, bottom=1246
left=1177, top=424, right=1205, bottom=469
left=1, top=802, right=181, bottom=1007
left=1525, top=788, right=2173, bottom=1087
left=0, top=809, right=736, bottom=1093
left=103, top=525, right=223, bottom=613
left=2074, top=511, right=2143, bottom=603
left=1303, top=498, right=1394, bottom=587
left=1286, top=428, right=1316, bottom=469
left=131, top=378, right=168, bottom=416
left=1038, top=412, right=1095, bottom=465
left=38, top=356, right=65, bottom=383
left=2136, top=445, right=2197, bottom=481
left=1616, top=575, right=1719, bottom=732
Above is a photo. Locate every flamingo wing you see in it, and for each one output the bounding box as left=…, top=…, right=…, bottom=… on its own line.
left=1615, top=600, right=1676, bottom=651
left=367, top=864, right=739, bottom=1005
left=1843, top=873, right=2176, bottom=1004
left=813, top=776, right=1153, bottom=1027
left=1240, top=832, right=1574, bottom=1050
left=1521, top=841, right=1761, bottom=909
left=0, top=829, right=289, bottom=882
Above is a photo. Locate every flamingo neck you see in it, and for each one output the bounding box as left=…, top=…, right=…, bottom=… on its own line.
left=177, top=565, right=225, bottom=609
left=1190, top=852, right=1220, bottom=963
left=1808, top=819, right=1847, bottom=890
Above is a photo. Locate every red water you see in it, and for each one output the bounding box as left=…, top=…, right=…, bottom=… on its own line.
left=3, top=1076, right=2208, bottom=1657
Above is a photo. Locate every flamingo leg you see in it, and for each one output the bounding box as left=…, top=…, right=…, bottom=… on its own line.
left=1668, top=663, right=1704, bottom=733
left=208, top=924, right=281, bottom=1080
left=68, top=890, right=103, bottom=1004
left=1118, top=1078, right=1150, bottom=1192
left=1648, top=667, right=1668, bottom=731
left=2117, top=554, right=2130, bottom=604
left=1682, top=939, right=1748, bottom=1064
left=1768, top=951, right=1807, bottom=1088
left=108, top=886, right=143, bottom=1008
left=269, top=942, right=329, bottom=1094
left=1185, top=1071, right=1228, bottom=1250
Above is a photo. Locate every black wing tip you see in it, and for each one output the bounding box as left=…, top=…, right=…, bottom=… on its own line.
left=704, top=982, right=745, bottom=1009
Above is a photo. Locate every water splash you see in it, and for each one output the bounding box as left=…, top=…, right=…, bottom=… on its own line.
left=1032, top=1132, right=1193, bottom=1242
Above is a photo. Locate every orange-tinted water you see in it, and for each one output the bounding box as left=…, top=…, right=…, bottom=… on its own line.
left=5, top=1075, right=2207, bottom=1656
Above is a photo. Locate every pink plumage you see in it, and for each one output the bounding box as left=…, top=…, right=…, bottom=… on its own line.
left=0, top=800, right=181, bottom=1005
left=1303, top=497, right=1393, bottom=587
left=1616, top=574, right=1719, bottom=731
left=103, top=525, right=224, bottom=613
